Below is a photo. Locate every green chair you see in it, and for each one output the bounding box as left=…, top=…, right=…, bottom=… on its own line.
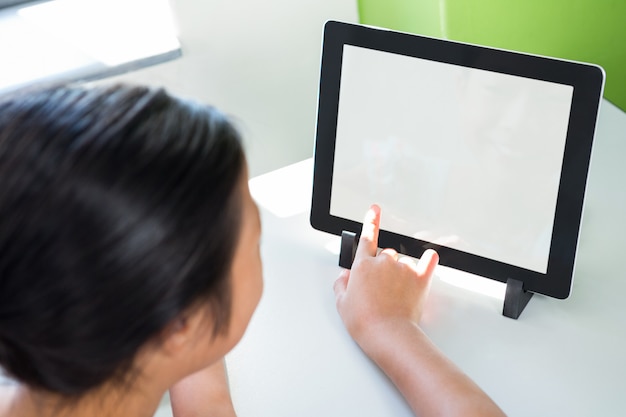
left=358, top=0, right=626, bottom=111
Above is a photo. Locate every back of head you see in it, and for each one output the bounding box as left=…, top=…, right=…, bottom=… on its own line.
left=0, top=83, right=245, bottom=396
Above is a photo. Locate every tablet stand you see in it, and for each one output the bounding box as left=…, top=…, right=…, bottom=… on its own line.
left=503, top=278, right=534, bottom=319
left=339, top=230, right=357, bottom=268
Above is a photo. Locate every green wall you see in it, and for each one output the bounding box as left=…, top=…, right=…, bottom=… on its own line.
left=358, top=0, right=625, bottom=111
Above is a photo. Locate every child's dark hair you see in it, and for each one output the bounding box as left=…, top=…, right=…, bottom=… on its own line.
left=0, top=84, right=245, bottom=396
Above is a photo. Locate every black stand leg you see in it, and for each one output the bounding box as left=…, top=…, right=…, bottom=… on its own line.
left=339, top=230, right=357, bottom=269
left=503, top=278, right=534, bottom=319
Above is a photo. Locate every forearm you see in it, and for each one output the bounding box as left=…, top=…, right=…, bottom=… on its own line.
left=358, top=320, right=505, bottom=417
left=169, top=360, right=237, bottom=417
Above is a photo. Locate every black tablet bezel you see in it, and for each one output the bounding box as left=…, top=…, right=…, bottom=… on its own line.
left=310, top=21, right=605, bottom=299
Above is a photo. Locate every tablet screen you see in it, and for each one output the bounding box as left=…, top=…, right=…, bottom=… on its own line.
left=330, top=45, right=574, bottom=274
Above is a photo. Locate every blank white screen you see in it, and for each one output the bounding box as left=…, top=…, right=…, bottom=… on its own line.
left=330, top=45, right=574, bottom=273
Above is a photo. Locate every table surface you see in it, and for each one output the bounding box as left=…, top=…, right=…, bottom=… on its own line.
left=227, top=99, right=626, bottom=417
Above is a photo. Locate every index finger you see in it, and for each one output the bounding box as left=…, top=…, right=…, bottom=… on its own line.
left=355, top=204, right=381, bottom=259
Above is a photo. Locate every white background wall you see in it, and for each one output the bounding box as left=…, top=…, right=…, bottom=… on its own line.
left=102, top=0, right=358, bottom=177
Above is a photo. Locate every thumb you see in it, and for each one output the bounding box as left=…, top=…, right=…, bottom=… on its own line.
left=333, top=269, right=350, bottom=302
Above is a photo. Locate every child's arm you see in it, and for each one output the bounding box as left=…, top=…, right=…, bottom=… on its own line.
left=334, top=205, right=505, bottom=417
left=169, top=360, right=237, bottom=417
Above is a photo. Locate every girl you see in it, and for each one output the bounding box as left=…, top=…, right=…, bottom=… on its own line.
left=0, top=84, right=504, bottom=417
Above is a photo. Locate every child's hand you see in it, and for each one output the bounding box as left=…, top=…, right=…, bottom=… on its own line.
left=333, top=206, right=505, bottom=417
left=333, top=205, right=439, bottom=343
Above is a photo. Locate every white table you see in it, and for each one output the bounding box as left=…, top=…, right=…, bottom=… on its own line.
left=227, top=99, right=626, bottom=417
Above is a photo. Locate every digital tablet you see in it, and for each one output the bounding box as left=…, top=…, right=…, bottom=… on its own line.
left=310, top=21, right=605, bottom=299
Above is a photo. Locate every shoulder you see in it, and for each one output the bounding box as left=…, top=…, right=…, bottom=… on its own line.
left=0, top=375, right=18, bottom=417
